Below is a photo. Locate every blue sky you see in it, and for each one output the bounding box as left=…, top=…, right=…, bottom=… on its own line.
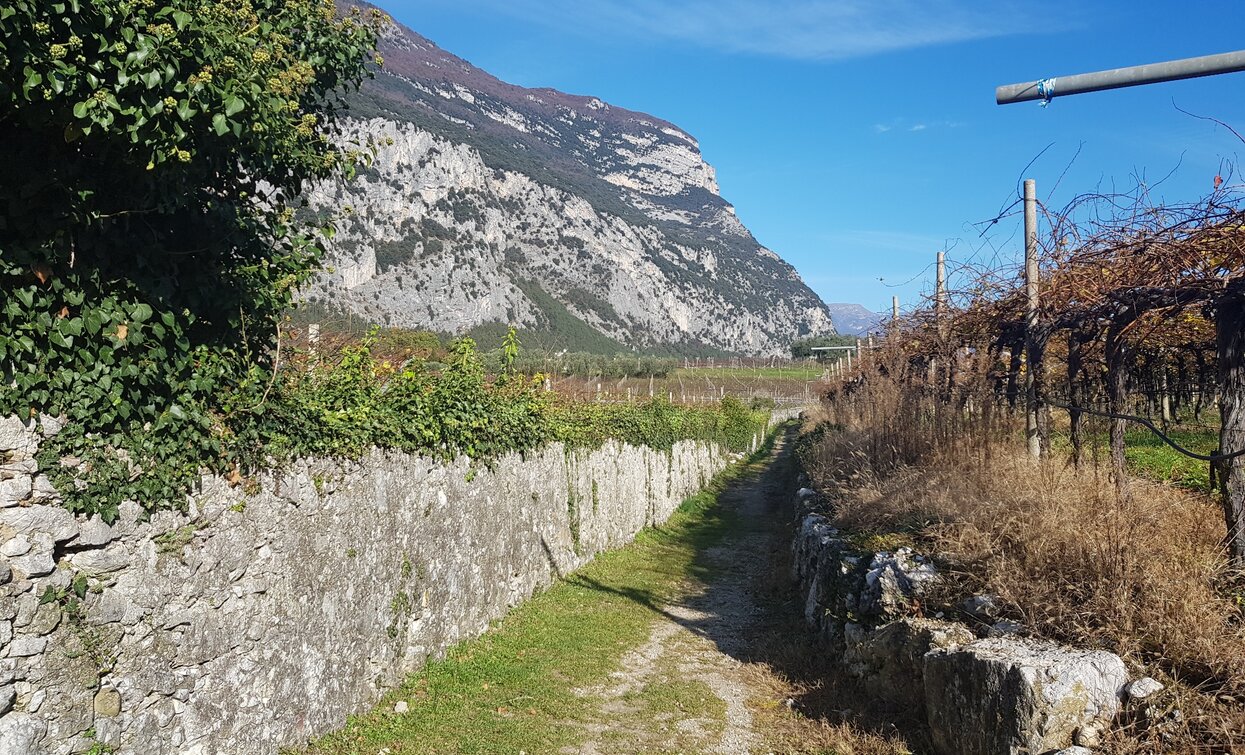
left=380, top=1, right=1245, bottom=315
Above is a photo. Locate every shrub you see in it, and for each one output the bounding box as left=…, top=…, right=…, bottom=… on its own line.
left=3, top=0, right=383, bottom=519
left=549, top=396, right=767, bottom=454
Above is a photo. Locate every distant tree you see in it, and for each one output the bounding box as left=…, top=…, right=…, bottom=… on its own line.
left=790, top=334, right=858, bottom=359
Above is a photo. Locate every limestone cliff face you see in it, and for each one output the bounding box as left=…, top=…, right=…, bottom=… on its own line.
left=305, top=9, right=834, bottom=354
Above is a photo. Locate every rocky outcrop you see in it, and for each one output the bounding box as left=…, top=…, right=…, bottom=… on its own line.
left=300, top=9, right=835, bottom=355
left=0, top=414, right=758, bottom=755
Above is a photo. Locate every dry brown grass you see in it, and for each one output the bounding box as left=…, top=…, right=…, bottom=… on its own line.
left=740, top=628, right=922, bottom=755
left=739, top=478, right=927, bottom=755
left=801, top=371, right=1245, bottom=753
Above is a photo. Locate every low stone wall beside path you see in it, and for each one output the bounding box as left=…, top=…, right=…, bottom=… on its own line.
left=787, top=472, right=1166, bottom=755
left=0, top=412, right=791, bottom=755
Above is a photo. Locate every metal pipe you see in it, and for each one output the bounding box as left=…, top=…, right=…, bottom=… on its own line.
left=997, top=49, right=1245, bottom=105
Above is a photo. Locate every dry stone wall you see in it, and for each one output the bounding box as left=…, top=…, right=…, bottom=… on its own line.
left=0, top=415, right=740, bottom=754
left=788, top=479, right=1133, bottom=755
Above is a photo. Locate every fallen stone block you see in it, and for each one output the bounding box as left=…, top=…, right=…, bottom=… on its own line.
left=923, top=637, right=1128, bottom=755
left=1125, top=676, right=1164, bottom=701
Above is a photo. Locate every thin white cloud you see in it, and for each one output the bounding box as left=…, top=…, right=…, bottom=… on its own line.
left=873, top=118, right=964, bottom=134
left=459, top=0, right=1048, bottom=61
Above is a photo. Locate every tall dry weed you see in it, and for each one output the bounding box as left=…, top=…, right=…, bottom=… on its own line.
left=802, top=359, right=1245, bottom=752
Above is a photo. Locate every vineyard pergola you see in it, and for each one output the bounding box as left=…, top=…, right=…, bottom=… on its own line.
left=879, top=187, right=1245, bottom=566
left=992, top=49, right=1245, bottom=564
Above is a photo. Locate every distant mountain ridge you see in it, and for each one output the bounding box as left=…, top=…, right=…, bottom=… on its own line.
left=825, top=303, right=886, bottom=336
left=302, top=5, right=835, bottom=355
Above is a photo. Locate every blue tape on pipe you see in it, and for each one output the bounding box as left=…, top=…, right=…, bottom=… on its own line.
left=1037, top=77, right=1056, bottom=107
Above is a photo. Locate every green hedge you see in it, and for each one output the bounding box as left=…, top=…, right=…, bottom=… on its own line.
left=550, top=395, right=767, bottom=453
left=38, top=332, right=767, bottom=521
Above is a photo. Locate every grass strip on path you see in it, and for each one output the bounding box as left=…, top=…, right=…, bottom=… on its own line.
left=301, top=436, right=777, bottom=755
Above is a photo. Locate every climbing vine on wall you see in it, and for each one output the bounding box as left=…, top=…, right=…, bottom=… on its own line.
left=0, top=0, right=384, bottom=518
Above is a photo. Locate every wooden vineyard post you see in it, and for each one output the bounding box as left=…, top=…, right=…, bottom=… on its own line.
left=1105, top=319, right=1131, bottom=500
left=1217, top=288, right=1245, bottom=565
left=1067, top=329, right=1088, bottom=467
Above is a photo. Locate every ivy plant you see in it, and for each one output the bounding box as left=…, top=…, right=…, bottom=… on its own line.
left=1, top=0, right=383, bottom=519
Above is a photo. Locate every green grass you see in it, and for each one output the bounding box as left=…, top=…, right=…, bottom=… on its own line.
left=302, top=434, right=779, bottom=755
left=1057, top=425, right=1219, bottom=493
left=1123, top=427, right=1218, bottom=493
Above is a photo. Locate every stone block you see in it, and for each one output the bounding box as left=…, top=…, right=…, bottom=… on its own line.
left=70, top=546, right=130, bottom=575
left=0, top=711, right=47, bottom=755
left=94, top=687, right=122, bottom=717
left=1, top=535, right=32, bottom=558
left=858, top=547, right=938, bottom=621
left=37, top=415, right=65, bottom=438
left=0, top=417, right=35, bottom=455
left=13, top=593, right=38, bottom=627
left=0, top=459, right=38, bottom=476
left=843, top=618, right=976, bottom=709
left=28, top=476, right=59, bottom=504
left=0, top=505, right=78, bottom=543
left=0, top=476, right=32, bottom=507
left=8, top=546, right=55, bottom=579
left=74, top=519, right=113, bottom=547
left=28, top=603, right=61, bottom=636
left=923, top=637, right=1128, bottom=755
left=6, top=636, right=48, bottom=658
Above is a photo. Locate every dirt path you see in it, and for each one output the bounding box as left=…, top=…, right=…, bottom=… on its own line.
left=561, top=433, right=798, bottom=755
left=308, top=428, right=913, bottom=755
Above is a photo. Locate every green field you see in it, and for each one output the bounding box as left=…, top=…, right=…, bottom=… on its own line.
left=1123, top=427, right=1219, bottom=493
left=674, top=365, right=826, bottom=381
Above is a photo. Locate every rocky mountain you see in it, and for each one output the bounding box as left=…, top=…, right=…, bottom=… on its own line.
left=824, top=303, right=887, bottom=336
left=302, top=7, right=835, bottom=355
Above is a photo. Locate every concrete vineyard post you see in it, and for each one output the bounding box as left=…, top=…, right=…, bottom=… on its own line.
left=1024, top=179, right=1041, bottom=459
